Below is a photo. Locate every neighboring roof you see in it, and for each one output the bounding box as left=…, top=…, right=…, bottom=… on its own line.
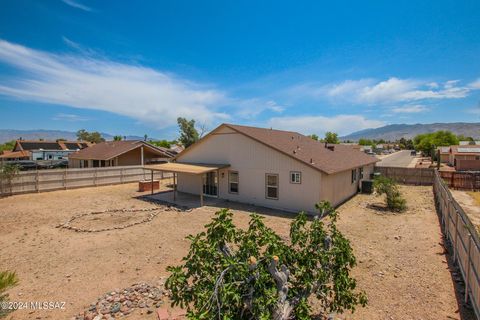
left=69, top=140, right=174, bottom=160
left=14, top=140, right=91, bottom=151
left=0, top=150, right=31, bottom=159
left=177, top=123, right=379, bottom=174
left=459, top=141, right=480, bottom=145
left=451, top=145, right=480, bottom=155
left=439, top=146, right=450, bottom=154
left=145, top=162, right=230, bottom=174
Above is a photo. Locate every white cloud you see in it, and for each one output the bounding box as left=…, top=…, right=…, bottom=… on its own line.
left=0, top=39, right=230, bottom=129
left=293, top=77, right=474, bottom=105
left=233, top=98, right=285, bottom=119
left=61, top=0, right=92, bottom=12
left=470, top=79, right=480, bottom=89
left=267, top=115, right=384, bottom=136
left=391, top=104, right=429, bottom=113
left=52, top=113, right=89, bottom=121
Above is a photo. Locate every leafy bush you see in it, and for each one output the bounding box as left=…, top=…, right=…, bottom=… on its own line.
left=0, top=271, right=18, bottom=318
left=0, top=164, right=20, bottom=196
left=166, top=202, right=366, bottom=319
left=373, top=176, right=406, bottom=212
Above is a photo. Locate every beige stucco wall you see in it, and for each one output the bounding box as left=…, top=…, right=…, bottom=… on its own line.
left=175, top=126, right=371, bottom=213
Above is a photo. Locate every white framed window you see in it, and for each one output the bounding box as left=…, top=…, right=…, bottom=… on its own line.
left=351, top=169, right=357, bottom=184
left=265, top=174, right=279, bottom=200
left=290, top=171, right=301, bottom=184
left=228, top=171, right=239, bottom=194
left=359, top=167, right=364, bottom=179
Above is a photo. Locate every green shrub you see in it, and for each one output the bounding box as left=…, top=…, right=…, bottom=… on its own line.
left=165, top=202, right=366, bottom=319
left=373, top=176, right=407, bottom=212
left=0, top=271, right=18, bottom=318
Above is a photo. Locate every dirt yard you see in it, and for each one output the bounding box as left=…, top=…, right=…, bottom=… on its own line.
left=451, top=190, right=480, bottom=233
left=0, top=183, right=474, bottom=320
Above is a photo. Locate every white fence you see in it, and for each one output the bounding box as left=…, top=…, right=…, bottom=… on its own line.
left=0, top=166, right=171, bottom=196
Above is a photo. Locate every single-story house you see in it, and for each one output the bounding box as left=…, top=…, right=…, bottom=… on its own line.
left=0, top=150, right=31, bottom=161
left=145, top=123, right=378, bottom=213
left=438, top=147, right=450, bottom=163
left=8, top=140, right=91, bottom=160
left=448, top=145, right=480, bottom=171
left=68, top=140, right=175, bottom=168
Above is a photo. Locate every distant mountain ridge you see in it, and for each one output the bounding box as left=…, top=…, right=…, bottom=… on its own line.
left=341, top=122, right=480, bottom=141
left=0, top=129, right=146, bottom=143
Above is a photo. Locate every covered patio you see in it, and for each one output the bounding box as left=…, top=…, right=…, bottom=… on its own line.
left=144, top=162, right=230, bottom=206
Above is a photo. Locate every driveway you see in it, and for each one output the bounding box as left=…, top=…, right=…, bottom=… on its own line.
left=376, top=150, right=415, bottom=167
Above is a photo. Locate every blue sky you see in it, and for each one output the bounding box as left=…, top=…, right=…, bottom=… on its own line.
left=0, top=0, right=479, bottom=139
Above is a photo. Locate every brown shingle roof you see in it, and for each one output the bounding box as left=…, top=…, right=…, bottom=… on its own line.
left=0, top=150, right=31, bottom=159
left=68, top=140, right=174, bottom=160
left=179, top=123, right=378, bottom=174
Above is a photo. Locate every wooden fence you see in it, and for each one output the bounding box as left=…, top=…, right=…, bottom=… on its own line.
left=433, top=170, right=480, bottom=319
left=0, top=166, right=171, bottom=196
left=374, top=166, right=434, bottom=185
left=439, top=171, right=480, bottom=191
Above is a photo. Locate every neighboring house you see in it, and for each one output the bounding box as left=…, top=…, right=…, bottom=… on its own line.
left=8, top=140, right=91, bottom=160
left=68, top=140, right=175, bottom=168
left=448, top=145, right=480, bottom=171
left=0, top=150, right=31, bottom=161
left=146, top=123, right=378, bottom=213
left=438, top=147, right=450, bottom=163
left=459, top=141, right=480, bottom=145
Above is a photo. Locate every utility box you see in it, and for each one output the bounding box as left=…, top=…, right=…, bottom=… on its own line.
left=362, top=180, right=374, bottom=194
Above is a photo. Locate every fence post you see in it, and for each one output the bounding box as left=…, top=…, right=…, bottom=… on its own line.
left=94, top=168, right=98, bottom=186
left=64, top=168, right=67, bottom=190
left=445, top=199, right=451, bottom=240
left=453, top=211, right=459, bottom=263
left=35, top=170, right=39, bottom=193
left=464, top=235, right=472, bottom=304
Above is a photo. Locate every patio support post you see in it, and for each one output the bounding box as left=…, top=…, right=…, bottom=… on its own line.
left=151, top=169, right=154, bottom=195
left=173, top=172, right=176, bottom=201
left=200, top=176, right=204, bottom=207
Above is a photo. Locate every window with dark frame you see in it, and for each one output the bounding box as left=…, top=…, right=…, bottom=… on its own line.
left=360, top=167, right=364, bottom=179
left=228, top=171, right=239, bottom=194
left=290, top=171, right=301, bottom=184
left=351, top=169, right=357, bottom=184
left=266, top=174, right=279, bottom=199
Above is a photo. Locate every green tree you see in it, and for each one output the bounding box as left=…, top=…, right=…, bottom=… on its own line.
left=358, top=138, right=373, bottom=146
left=324, top=132, right=340, bottom=144
left=373, top=176, right=406, bottom=212
left=308, top=134, right=319, bottom=141
left=113, top=135, right=123, bottom=141
left=177, top=117, right=199, bottom=148
left=0, top=271, right=18, bottom=318
left=0, top=140, right=15, bottom=153
left=413, top=131, right=459, bottom=157
left=457, top=135, right=475, bottom=142
left=76, top=129, right=105, bottom=143
left=150, top=140, right=176, bottom=148
left=166, top=203, right=367, bottom=319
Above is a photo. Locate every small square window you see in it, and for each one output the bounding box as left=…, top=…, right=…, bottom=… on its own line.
left=290, top=171, right=301, bottom=184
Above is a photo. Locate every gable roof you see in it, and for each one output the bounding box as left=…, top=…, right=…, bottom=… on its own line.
left=451, top=145, right=480, bottom=155
left=68, top=140, right=175, bottom=160
left=177, top=123, right=378, bottom=174
left=14, top=140, right=91, bottom=151
left=0, top=150, right=31, bottom=159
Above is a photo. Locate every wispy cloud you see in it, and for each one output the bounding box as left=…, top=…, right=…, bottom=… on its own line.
left=267, top=115, right=384, bottom=136
left=290, top=77, right=475, bottom=105
left=0, top=39, right=230, bottom=129
left=470, top=79, right=480, bottom=89
left=391, top=104, right=429, bottom=113
left=52, top=113, right=89, bottom=121
left=61, top=0, right=93, bottom=12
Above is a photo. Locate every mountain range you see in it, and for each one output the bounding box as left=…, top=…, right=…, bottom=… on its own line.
left=0, top=129, right=146, bottom=143
left=341, top=122, right=480, bottom=141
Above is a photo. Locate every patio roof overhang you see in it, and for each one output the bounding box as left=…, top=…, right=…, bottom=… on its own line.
left=144, top=162, right=230, bottom=174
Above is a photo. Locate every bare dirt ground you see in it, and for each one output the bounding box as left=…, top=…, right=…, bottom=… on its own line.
left=0, top=183, right=474, bottom=320
left=451, top=190, right=480, bottom=233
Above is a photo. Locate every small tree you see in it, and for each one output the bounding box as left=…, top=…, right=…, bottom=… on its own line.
left=166, top=203, right=366, bottom=319
left=113, top=135, right=123, bottom=141
left=324, top=132, right=340, bottom=144
left=0, top=164, right=20, bottom=196
left=308, top=134, right=319, bottom=141
left=177, top=117, right=199, bottom=148
left=0, top=271, right=18, bottom=318
left=373, top=176, right=406, bottom=212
